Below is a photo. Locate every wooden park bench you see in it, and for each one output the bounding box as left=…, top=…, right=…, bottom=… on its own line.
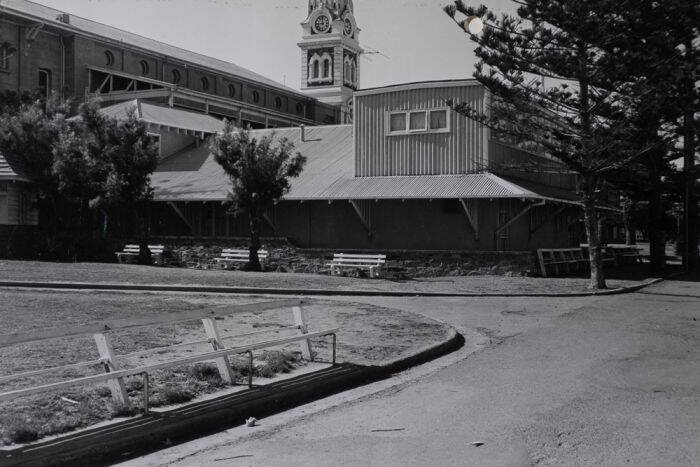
left=608, top=245, right=643, bottom=265
left=215, top=248, right=268, bottom=269
left=580, top=244, right=617, bottom=267
left=328, top=253, right=386, bottom=278
left=537, top=248, right=588, bottom=277
left=115, top=244, right=165, bottom=265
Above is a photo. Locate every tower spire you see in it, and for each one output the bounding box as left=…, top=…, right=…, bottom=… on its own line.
left=299, top=0, right=362, bottom=123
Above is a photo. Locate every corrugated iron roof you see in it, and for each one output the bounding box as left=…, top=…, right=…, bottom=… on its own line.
left=100, top=100, right=226, bottom=134
left=4, top=0, right=308, bottom=98
left=151, top=125, right=354, bottom=202
left=150, top=124, right=580, bottom=204
left=314, top=173, right=530, bottom=200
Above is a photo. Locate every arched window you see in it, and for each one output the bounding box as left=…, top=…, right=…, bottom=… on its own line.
left=344, top=61, right=350, bottom=83
left=171, top=69, right=181, bottom=84
left=139, top=60, right=149, bottom=76
left=296, top=103, right=304, bottom=115
left=227, top=84, right=236, bottom=98
left=350, top=60, right=356, bottom=85
left=312, top=60, right=320, bottom=79
left=323, top=59, right=330, bottom=79
left=104, top=50, right=114, bottom=67
left=38, top=68, right=51, bottom=98
left=274, top=97, right=283, bottom=109
left=200, top=76, right=210, bottom=91
left=252, top=90, right=260, bottom=103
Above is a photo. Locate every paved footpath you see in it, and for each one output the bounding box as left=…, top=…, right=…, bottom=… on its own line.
left=122, top=279, right=700, bottom=466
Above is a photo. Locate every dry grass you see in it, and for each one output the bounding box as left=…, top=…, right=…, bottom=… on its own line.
left=0, top=260, right=651, bottom=295
left=0, top=289, right=450, bottom=445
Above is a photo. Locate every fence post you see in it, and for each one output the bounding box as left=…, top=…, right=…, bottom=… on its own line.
left=93, top=333, right=131, bottom=408
left=201, top=318, right=235, bottom=384
left=292, top=306, right=313, bottom=361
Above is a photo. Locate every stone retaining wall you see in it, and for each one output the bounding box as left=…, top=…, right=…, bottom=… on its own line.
left=154, top=238, right=538, bottom=277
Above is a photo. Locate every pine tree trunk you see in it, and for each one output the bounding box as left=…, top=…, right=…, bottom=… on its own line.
left=648, top=180, right=666, bottom=273
left=582, top=178, right=606, bottom=289
left=137, top=203, right=152, bottom=265
left=621, top=197, right=635, bottom=245
left=682, top=82, right=697, bottom=271
left=247, top=211, right=262, bottom=272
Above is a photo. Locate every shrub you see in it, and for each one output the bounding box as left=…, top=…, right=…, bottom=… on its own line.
left=156, top=386, right=194, bottom=405
left=9, top=426, right=39, bottom=444
left=111, top=403, right=140, bottom=418
left=191, top=363, right=224, bottom=385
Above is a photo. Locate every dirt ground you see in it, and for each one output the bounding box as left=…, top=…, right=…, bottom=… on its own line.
left=0, top=289, right=450, bottom=445
left=0, top=260, right=653, bottom=294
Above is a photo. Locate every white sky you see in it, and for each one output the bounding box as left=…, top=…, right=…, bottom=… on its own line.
left=38, top=0, right=515, bottom=90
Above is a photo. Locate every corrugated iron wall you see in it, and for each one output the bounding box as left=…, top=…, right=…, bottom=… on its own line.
left=354, top=84, right=487, bottom=177
left=488, top=140, right=577, bottom=189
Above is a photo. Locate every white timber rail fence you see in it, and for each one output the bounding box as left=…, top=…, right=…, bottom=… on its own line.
left=0, top=299, right=338, bottom=414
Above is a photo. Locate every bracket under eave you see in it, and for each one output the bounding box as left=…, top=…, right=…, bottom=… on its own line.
left=349, top=200, right=372, bottom=237
left=459, top=198, right=479, bottom=240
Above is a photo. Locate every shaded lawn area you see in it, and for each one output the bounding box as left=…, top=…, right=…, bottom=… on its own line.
left=0, top=289, right=450, bottom=446
left=0, top=260, right=657, bottom=294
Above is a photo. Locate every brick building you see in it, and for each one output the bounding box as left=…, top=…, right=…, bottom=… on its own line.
left=0, top=0, right=351, bottom=243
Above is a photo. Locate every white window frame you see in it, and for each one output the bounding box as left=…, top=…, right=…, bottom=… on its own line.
left=387, top=111, right=408, bottom=135
left=308, top=53, right=333, bottom=85
left=386, top=107, right=451, bottom=136
left=428, top=108, right=451, bottom=133
left=343, top=55, right=357, bottom=87
left=408, top=110, right=427, bottom=132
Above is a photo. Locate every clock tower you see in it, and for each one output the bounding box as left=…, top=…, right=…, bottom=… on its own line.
left=299, top=0, right=362, bottom=122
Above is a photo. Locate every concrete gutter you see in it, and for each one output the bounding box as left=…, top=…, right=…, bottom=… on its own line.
left=0, top=277, right=664, bottom=298
left=0, top=330, right=464, bottom=466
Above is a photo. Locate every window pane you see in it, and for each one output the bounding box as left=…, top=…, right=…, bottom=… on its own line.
left=390, top=113, right=406, bottom=132
left=430, top=110, right=448, bottom=129
left=409, top=111, right=426, bottom=130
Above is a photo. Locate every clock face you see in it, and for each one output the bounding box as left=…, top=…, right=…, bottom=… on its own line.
left=343, top=18, right=353, bottom=36
left=314, top=15, right=330, bottom=33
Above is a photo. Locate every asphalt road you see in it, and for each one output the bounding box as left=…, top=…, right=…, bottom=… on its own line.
left=122, top=279, right=700, bottom=466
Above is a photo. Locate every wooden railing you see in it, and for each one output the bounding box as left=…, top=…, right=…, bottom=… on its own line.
left=0, top=299, right=338, bottom=413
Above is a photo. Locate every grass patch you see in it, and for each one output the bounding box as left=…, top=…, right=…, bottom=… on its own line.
left=0, top=289, right=450, bottom=446
left=154, top=386, right=195, bottom=406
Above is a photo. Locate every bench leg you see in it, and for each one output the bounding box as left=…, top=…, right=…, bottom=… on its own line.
left=537, top=251, right=548, bottom=277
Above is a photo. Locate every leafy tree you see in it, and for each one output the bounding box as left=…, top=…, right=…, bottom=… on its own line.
left=0, top=90, right=40, bottom=114
left=444, top=0, right=656, bottom=289
left=210, top=123, right=306, bottom=271
left=0, top=97, right=158, bottom=260
left=0, top=95, right=70, bottom=254
left=54, top=100, right=159, bottom=261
